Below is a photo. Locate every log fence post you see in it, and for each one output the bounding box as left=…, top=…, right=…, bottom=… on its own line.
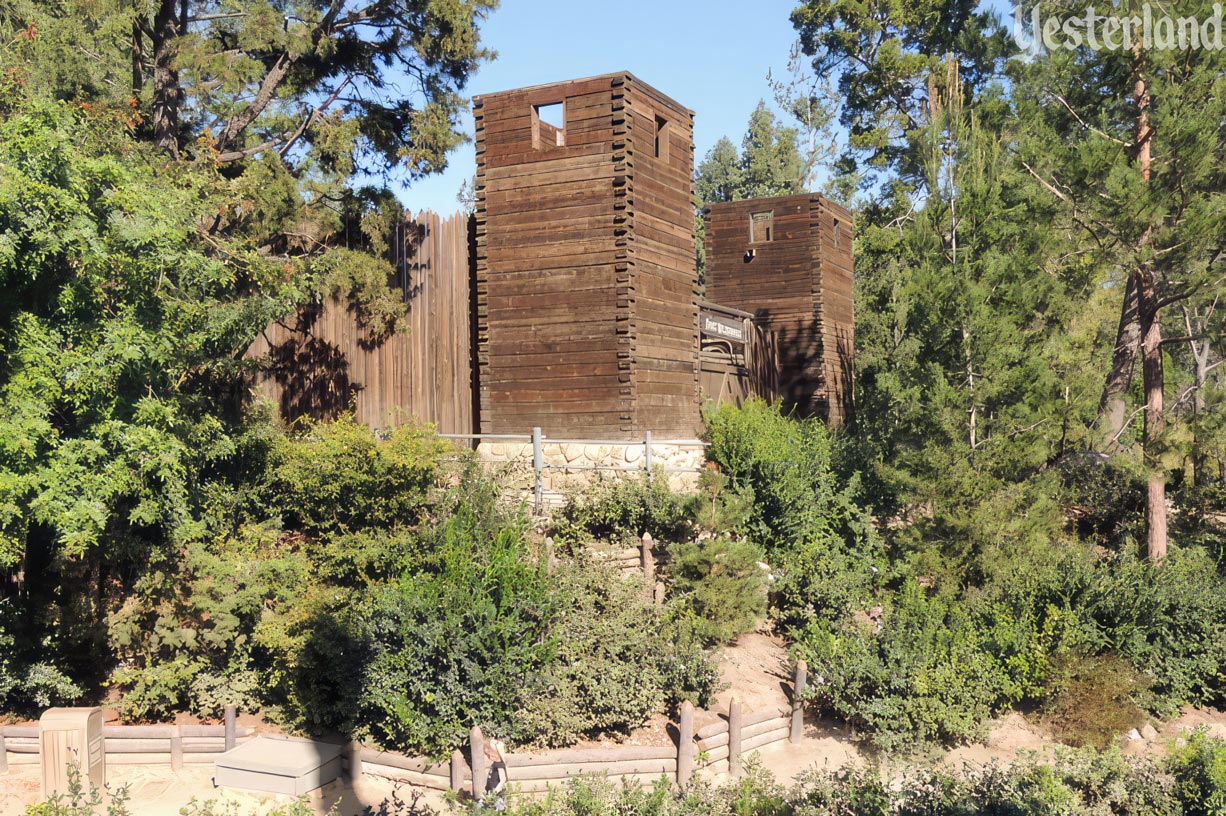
left=791, top=659, right=807, bottom=744
left=728, top=699, right=743, bottom=779
left=677, top=700, right=694, bottom=789
left=223, top=705, right=236, bottom=751
left=641, top=533, right=655, bottom=586
left=169, top=726, right=183, bottom=772
left=470, top=725, right=486, bottom=801
left=346, top=739, right=362, bottom=782
left=450, top=749, right=466, bottom=792
left=0, top=729, right=8, bottom=773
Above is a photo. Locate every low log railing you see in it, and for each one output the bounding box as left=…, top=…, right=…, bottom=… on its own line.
left=3, top=664, right=810, bottom=795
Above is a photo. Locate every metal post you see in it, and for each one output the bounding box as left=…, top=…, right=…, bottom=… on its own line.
left=644, top=431, right=653, bottom=481
left=531, top=426, right=543, bottom=516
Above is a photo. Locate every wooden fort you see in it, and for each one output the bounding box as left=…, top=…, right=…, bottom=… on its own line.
left=473, top=73, right=701, bottom=439
left=704, top=194, right=854, bottom=424
left=245, top=76, right=853, bottom=438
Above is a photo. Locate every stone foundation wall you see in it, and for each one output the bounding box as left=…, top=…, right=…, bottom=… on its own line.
left=475, top=439, right=707, bottom=507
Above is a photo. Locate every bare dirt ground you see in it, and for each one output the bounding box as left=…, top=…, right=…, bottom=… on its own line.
left=6, top=630, right=1226, bottom=816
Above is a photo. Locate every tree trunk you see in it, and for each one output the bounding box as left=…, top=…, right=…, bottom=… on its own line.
left=1093, top=273, right=1141, bottom=453
left=150, top=0, right=182, bottom=157
left=1137, top=270, right=1167, bottom=562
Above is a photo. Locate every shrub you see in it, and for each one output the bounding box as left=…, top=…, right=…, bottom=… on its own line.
left=665, top=535, right=767, bottom=645
left=1168, top=729, right=1226, bottom=816
left=264, top=416, right=450, bottom=535
left=1072, top=546, right=1226, bottom=713
left=295, top=524, right=557, bottom=757
left=552, top=476, right=692, bottom=546
left=0, top=601, right=80, bottom=712
left=517, top=562, right=668, bottom=747
left=701, top=399, right=882, bottom=558
left=1039, top=653, right=1149, bottom=749
left=793, top=580, right=1059, bottom=750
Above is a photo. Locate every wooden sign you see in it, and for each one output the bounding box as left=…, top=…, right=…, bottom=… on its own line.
left=700, top=310, right=746, bottom=344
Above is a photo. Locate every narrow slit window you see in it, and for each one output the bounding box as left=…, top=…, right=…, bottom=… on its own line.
left=750, top=210, right=774, bottom=243
left=833, top=218, right=841, bottom=247
left=654, top=114, right=670, bottom=161
left=532, top=102, right=565, bottom=148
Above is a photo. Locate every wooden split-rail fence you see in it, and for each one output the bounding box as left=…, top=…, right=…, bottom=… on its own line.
left=351, top=659, right=810, bottom=797
left=0, top=706, right=253, bottom=772
left=1, top=666, right=810, bottom=796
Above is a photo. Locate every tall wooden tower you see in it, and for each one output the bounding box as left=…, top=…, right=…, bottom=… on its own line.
left=473, top=73, right=699, bottom=439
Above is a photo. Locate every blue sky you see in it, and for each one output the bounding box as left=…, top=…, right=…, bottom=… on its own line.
left=398, top=0, right=807, bottom=214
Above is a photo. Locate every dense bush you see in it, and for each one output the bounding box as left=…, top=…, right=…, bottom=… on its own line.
left=665, top=535, right=767, bottom=645
left=551, top=476, right=692, bottom=546
left=703, top=400, right=871, bottom=553
left=518, top=561, right=717, bottom=746
left=262, top=416, right=451, bottom=535
left=296, top=525, right=557, bottom=756
left=794, top=579, right=1058, bottom=749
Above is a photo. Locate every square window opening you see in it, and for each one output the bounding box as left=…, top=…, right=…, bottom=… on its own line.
left=750, top=211, right=774, bottom=243
left=532, top=102, right=565, bottom=148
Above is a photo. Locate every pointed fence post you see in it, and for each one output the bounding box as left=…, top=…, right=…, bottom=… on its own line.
left=470, top=725, right=487, bottom=801
left=677, top=700, right=695, bottom=789
left=791, top=659, right=807, bottom=744
left=728, top=699, right=743, bottom=779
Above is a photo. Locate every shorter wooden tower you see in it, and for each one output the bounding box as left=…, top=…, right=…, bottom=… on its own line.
left=704, top=194, right=854, bottom=423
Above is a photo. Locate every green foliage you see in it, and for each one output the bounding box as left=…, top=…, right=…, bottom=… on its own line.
left=665, top=536, right=767, bottom=645
left=24, top=764, right=130, bottom=816
left=1039, top=654, right=1149, bottom=749
left=794, top=579, right=1061, bottom=749
left=476, top=743, right=1219, bottom=816
left=518, top=563, right=673, bottom=746
left=695, top=103, right=804, bottom=206
left=703, top=400, right=873, bottom=554
left=0, top=602, right=79, bottom=712
left=264, top=417, right=451, bottom=535
left=552, top=477, right=692, bottom=546
left=1168, top=729, right=1226, bottom=816
left=294, top=523, right=555, bottom=756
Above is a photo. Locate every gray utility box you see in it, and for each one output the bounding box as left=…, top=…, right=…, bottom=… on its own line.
left=214, top=736, right=342, bottom=796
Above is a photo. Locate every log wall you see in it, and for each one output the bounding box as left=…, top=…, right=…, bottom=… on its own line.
left=474, top=73, right=700, bottom=439
left=246, top=210, right=475, bottom=433
left=704, top=195, right=854, bottom=424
